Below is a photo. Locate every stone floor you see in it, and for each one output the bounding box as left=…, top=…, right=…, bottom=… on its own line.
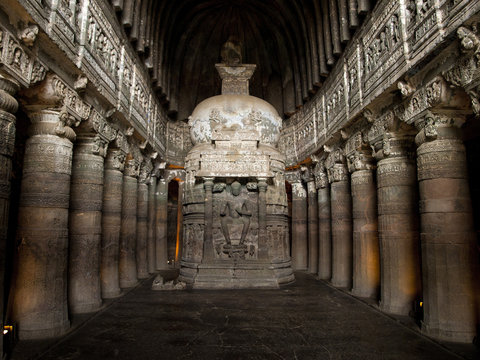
left=10, top=272, right=479, bottom=360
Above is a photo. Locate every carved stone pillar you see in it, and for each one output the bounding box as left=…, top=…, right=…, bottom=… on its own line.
left=415, top=111, right=479, bottom=342
left=290, top=173, right=308, bottom=271
left=119, top=157, right=139, bottom=288
left=326, top=149, right=352, bottom=288
left=304, top=171, right=318, bottom=274
left=136, top=173, right=149, bottom=279
left=176, top=180, right=184, bottom=265
left=257, top=177, right=268, bottom=260
left=314, top=163, right=331, bottom=280
left=100, top=148, right=125, bottom=299
left=345, top=133, right=380, bottom=299
left=136, top=160, right=152, bottom=279
left=68, top=135, right=106, bottom=313
left=12, top=109, right=75, bottom=339
left=147, top=175, right=157, bottom=273
left=203, top=178, right=214, bottom=262
left=368, top=113, right=421, bottom=315
left=155, top=177, right=168, bottom=270
left=0, top=74, right=19, bottom=345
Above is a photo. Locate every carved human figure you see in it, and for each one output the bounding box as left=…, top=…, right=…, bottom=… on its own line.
left=220, top=181, right=251, bottom=245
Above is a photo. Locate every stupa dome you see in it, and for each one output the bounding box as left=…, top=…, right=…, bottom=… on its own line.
left=188, top=94, right=282, bottom=146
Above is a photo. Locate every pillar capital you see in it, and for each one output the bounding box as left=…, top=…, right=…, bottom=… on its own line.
left=0, top=73, right=20, bottom=113
left=203, top=177, right=214, bottom=190
left=21, top=74, right=91, bottom=125
left=443, top=26, right=480, bottom=117
left=25, top=109, right=78, bottom=142
left=74, top=134, right=109, bottom=157
left=313, top=161, right=328, bottom=189
left=414, top=110, right=465, bottom=147
left=74, top=110, right=118, bottom=152
left=0, top=74, right=19, bottom=158
left=285, top=170, right=302, bottom=184
left=367, top=110, right=416, bottom=161
left=344, top=131, right=375, bottom=172
left=105, top=148, right=126, bottom=172
left=257, top=177, right=268, bottom=191
left=325, top=148, right=348, bottom=183
left=138, top=158, right=153, bottom=184
left=124, top=157, right=140, bottom=178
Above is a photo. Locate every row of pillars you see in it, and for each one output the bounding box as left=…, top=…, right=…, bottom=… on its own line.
left=290, top=111, right=479, bottom=343
left=0, top=74, right=170, bottom=341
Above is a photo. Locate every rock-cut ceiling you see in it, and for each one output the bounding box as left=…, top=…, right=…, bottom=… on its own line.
left=110, top=0, right=374, bottom=120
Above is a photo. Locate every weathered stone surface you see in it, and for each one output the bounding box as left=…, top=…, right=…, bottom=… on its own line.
left=330, top=179, right=353, bottom=289
left=376, top=156, right=421, bottom=315
left=12, top=109, right=73, bottom=339
left=136, top=182, right=149, bottom=279
left=415, top=114, right=479, bottom=343
left=291, top=180, right=308, bottom=271
left=350, top=170, right=379, bottom=298
left=147, top=177, right=157, bottom=273
left=119, top=159, right=139, bottom=288
left=155, top=178, right=169, bottom=270
left=306, top=178, right=318, bottom=274
left=0, top=73, right=19, bottom=356
left=68, top=136, right=105, bottom=314
left=100, top=148, right=125, bottom=299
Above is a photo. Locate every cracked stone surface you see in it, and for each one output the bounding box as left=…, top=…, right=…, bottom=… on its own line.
left=11, top=272, right=478, bottom=360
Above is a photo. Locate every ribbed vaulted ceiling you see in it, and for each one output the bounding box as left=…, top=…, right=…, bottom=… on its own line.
left=111, top=0, right=374, bottom=120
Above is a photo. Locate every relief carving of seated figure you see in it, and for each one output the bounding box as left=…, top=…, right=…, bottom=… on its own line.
left=220, top=181, right=251, bottom=246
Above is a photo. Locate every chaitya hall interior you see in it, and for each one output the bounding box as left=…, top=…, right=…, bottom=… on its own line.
left=0, top=0, right=480, bottom=359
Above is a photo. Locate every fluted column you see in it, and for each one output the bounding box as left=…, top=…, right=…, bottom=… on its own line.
left=119, top=157, right=139, bottom=288
left=155, top=177, right=168, bottom=269
left=314, top=163, right=331, bottom=280
left=136, top=169, right=149, bottom=279
left=415, top=111, right=479, bottom=343
left=100, top=148, right=125, bottom=299
left=346, top=143, right=379, bottom=299
left=12, top=109, right=76, bottom=339
left=68, top=135, right=106, bottom=313
left=147, top=175, right=157, bottom=273
left=326, top=150, right=352, bottom=288
left=305, top=173, right=318, bottom=274
left=368, top=114, right=421, bottom=315
left=0, top=74, right=19, bottom=348
left=290, top=174, right=308, bottom=271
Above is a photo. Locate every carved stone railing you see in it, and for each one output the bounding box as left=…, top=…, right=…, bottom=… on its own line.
left=280, top=0, right=480, bottom=167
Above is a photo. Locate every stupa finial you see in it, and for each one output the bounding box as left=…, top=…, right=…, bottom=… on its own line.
left=216, top=37, right=256, bottom=95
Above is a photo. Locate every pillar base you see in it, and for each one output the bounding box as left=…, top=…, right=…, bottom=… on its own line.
left=137, top=271, right=150, bottom=280
left=180, top=260, right=294, bottom=289
left=331, top=279, right=350, bottom=289
left=421, top=323, right=476, bottom=344
left=351, top=288, right=378, bottom=299
left=379, top=302, right=412, bottom=316
left=102, top=289, right=122, bottom=299
left=120, top=280, right=139, bottom=289
left=70, top=300, right=103, bottom=314
left=19, top=320, right=70, bottom=340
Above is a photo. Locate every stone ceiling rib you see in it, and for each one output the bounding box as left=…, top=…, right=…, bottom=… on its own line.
left=110, top=0, right=374, bottom=120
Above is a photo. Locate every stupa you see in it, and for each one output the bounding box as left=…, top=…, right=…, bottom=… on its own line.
left=179, top=39, right=294, bottom=288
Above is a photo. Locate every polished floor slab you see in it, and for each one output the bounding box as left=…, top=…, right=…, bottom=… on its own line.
left=10, top=272, right=478, bottom=360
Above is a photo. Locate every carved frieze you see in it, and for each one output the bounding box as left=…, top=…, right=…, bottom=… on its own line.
left=0, top=26, right=47, bottom=87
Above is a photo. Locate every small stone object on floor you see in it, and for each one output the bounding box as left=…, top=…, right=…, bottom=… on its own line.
left=151, top=274, right=186, bottom=291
